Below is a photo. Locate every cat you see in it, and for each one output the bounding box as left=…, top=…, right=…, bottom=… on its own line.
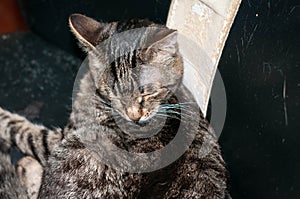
left=0, top=14, right=230, bottom=198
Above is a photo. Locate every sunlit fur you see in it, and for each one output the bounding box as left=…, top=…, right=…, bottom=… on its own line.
left=0, top=15, right=229, bottom=199
left=92, top=26, right=183, bottom=124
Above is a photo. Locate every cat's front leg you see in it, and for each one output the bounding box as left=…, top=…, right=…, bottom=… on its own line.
left=16, top=156, right=43, bottom=199
left=0, top=107, right=63, bottom=165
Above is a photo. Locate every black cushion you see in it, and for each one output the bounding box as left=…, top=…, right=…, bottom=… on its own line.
left=0, top=32, right=80, bottom=127
left=18, top=0, right=171, bottom=57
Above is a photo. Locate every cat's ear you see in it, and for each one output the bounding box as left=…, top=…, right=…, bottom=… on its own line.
left=148, top=29, right=178, bottom=54
left=69, top=14, right=111, bottom=51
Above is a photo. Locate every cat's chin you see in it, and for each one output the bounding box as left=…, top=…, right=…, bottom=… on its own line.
left=114, top=115, right=167, bottom=139
left=132, top=119, right=150, bottom=127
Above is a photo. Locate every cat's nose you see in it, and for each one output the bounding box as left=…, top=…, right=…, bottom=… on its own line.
left=127, top=106, right=142, bottom=122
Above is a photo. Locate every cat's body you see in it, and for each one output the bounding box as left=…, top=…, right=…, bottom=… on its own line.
left=0, top=14, right=229, bottom=198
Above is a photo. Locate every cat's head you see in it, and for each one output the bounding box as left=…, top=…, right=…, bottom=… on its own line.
left=69, top=14, right=183, bottom=124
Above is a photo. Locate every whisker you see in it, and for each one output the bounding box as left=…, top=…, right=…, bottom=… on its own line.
left=94, top=96, right=112, bottom=107
left=158, top=106, right=196, bottom=115
left=155, top=113, right=181, bottom=120
left=177, top=102, right=197, bottom=105
left=168, top=111, right=193, bottom=119
left=159, top=103, right=192, bottom=109
left=159, top=106, right=190, bottom=112
left=95, top=106, right=114, bottom=112
left=160, top=101, right=195, bottom=106
left=157, top=109, right=194, bottom=120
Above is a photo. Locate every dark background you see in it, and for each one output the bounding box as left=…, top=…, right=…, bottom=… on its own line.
left=0, top=0, right=299, bottom=198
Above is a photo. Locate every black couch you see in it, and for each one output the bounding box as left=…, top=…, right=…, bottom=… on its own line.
left=1, top=0, right=299, bottom=198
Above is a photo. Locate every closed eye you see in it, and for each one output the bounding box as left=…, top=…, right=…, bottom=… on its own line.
left=140, top=96, right=145, bottom=106
left=138, top=86, right=144, bottom=93
left=137, top=96, right=145, bottom=106
left=143, top=92, right=164, bottom=102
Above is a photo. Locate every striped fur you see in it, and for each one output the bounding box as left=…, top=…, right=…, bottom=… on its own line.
left=0, top=107, right=64, bottom=199
left=0, top=151, right=28, bottom=199
left=0, top=107, right=63, bottom=165
left=0, top=14, right=230, bottom=199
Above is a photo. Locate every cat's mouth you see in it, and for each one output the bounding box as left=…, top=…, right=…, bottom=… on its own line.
left=119, top=111, right=155, bottom=126
left=127, top=112, right=156, bottom=125
left=112, top=108, right=166, bottom=138
left=132, top=118, right=150, bottom=126
left=118, top=119, right=165, bottom=138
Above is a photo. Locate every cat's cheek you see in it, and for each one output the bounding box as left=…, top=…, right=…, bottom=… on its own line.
left=145, top=106, right=160, bottom=120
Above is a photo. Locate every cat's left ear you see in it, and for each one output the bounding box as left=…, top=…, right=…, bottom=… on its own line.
left=69, top=14, right=113, bottom=51
left=148, top=29, right=178, bottom=54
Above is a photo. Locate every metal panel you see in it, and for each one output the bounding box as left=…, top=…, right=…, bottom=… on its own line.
left=167, top=0, right=242, bottom=115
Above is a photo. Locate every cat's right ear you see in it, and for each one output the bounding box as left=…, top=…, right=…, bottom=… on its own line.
left=69, top=14, right=110, bottom=51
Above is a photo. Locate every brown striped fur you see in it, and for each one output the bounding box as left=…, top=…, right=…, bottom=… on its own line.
left=0, top=107, right=63, bottom=165
left=0, top=14, right=230, bottom=199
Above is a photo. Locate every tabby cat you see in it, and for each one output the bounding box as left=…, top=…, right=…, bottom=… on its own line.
left=0, top=14, right=230, bottom=198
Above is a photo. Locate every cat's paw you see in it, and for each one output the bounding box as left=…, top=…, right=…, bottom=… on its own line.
left=17, top=156, right=42, bottom=199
